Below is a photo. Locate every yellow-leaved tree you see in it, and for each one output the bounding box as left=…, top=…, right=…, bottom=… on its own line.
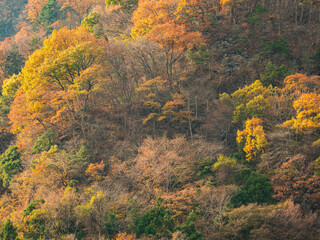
left=237, top=117, right=268, bottom=161
left=220, top=80, right=273, bottom=123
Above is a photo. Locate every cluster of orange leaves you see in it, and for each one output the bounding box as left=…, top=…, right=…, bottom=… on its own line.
left=272, top=155, right=320, bottom=208
left=85, top=161, right=105, bottom=181
left=132, top=0, right=203, bottom=53
left=281, top=74, right=320, bottom=145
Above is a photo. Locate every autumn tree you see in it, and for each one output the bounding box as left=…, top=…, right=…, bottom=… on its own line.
left=220, top=80, right=273, bottom=123
left=214, top=202, right=319, bottom=240
left=147, top=21, right=203, bottom=90
left=137, top=76, right=168, bottom=127
left=196, top=185, right=236, bottom=232
left=212, top=155, right=242, bottom=184
left=175, top=0, right=219, bottom=34
left=269, top=73, right=320, bottom=124
left=0, top=74, right=21, bottom=154
left=162, top=186, right=197, bottom=222
left=271, top=155, right=320, bottom=211
left=213, top=203, right=273, bottom=239
left=283, top=93, right=320, bottom=145
left=25, top=0, right=47, bottom=23
left=137, top=78, right=193, bottom=135
left=160, top=93, right=194, bottom=132
left=31, top=144, right=92, bottom=189
left=237, top=117, right=268, bottom=161
left=281, top=73, right=320, bottom=99
left=8, top=27, right=107, bottom=142
left=133, top=136, right=182, bottom=197
left=9, top=143, right=92, bottom=210
left=115, top=233, right=138, bottom=240
left=76, top=191, right=118, bottom=238
left=131, top=0, right=175, bottom=37
left=132, top=0, right=203, bottom=90
left=278, top=74, right=320, bottom=144
left=85, top=161, right=105, bottom=181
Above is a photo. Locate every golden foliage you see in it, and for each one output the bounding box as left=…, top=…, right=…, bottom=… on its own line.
left=7, top=27, right=107, bottom=139
left=85, top=161, right=105, bottom=181
left=237, top=117, right=268, bottom=161
left=221, top=80, right=273, bottom=123
left=115, top=233, right=138, bottom=239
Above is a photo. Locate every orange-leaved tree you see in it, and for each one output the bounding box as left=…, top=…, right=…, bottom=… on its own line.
left=131, top=0, right=175, bottom=38
left=282, top=73, right=320, bottom=98
left=8, top=26, right=107, bottom=143
left=283, top=93, right=320, bottom=145
left=25, top=0, right=47, bottom=22
left=132, top=0, right=203, bottom=90
left=160, top=93, right=194, bottom=135
left=278, top=74, right=320, bottom=121
left=278, top=74, right=320, bottom=145
left=175, top=0, right=219, bottom=35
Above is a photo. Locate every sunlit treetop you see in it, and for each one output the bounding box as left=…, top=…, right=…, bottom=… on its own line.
left=20, top=26, right=105, bottom=92
left=8, top=26, right=107, bottom=137
left=220, top=80, right=274, bottom=123
left=283, top=93, right=320, bottom=145
left=282, top=73, right=320, bottom=97
left=131, top=0, right=176, bottom=38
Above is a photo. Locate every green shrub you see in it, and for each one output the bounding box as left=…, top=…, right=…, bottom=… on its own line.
left=38, top=0, right=60, bottom=29
left=175, top=211, right=204, bottom=240
left=82, top=12, right=101, bottom=33
left=260, top=61, right=288, bottom=86
left=0, top=220, right=18, bottom=240
left=135, top=197, right=175, bottom=238
left=247, top=4, right=266, bottom=27
left=0, top=146, right=22, bottom=187
left=24, top=199, right=45, bottom=216
left=104, top=213, right=119, bottom=239
left=32, top=132, right=54, bottom=154
left=231, top=171, right=274, bottom=206
left=264, top=37, right=290, bottom=56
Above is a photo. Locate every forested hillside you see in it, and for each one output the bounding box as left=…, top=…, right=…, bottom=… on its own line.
left=0, top=0, right=320, bottom=239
